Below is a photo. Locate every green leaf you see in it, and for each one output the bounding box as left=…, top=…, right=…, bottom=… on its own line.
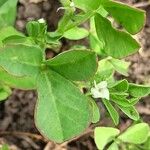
left=108, top=58, right=130, bottom=76
left=46, top=50, right=97, bottom=81
left=110, top=79, right=129, bottom=93
left=1, top=144, right=10, bottom=150
left=89, top=98, right=100, bottom=123
left=0, top=0, right=18, bottom=27
left=102, top=1, right=145, bottom=34
left=90, top=17, right=104, bottom=55
left=0, top=68, right=37, bottom=90
left=128, top=83, right=150, bottom=97
left=95, top=14, right=140, bottom=58
left=0, top=45, right=43, bottom=77
left=102, top=100, right=119, bottom=125
left=63, top=27, right=89, bottom=40
left=3, top=35, right=34, bottom=47
left=0, top=85, right=11, bottom=101
left=95, top=59, right=114, bottom=82
left=62, top=11, right=94, bottom=33
left=0, top=26, right=23, bottom=47
left=118, top=105, right=139, bottom=121
left=73, top=0, right=101, bottom=11
left=26, top=20, right=47, bottom=38
left=94, top=127, right=120, bottom=150
left=111, top=94, right=138, bottom=107
left=118, top=123, right=150, bottom=144
left=35, top=71, right=91, bottom=143
left=108, top=142, right=119, bottom=150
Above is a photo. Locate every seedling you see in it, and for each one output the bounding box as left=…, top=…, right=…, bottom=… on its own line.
left=0, top=0, right=150, bottom=148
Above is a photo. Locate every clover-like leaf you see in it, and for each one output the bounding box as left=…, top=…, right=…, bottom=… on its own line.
left=46, top=50, right=97, bottom=81
left=94, top=127, right=120, bottom=150
left=95, top=14, right=140, bottom=58
left=102, top=0, right=145, bottom=34
left=118, top=123, right=150, bottom=144
left=0, top=45, right=43, bottom=77
left=35, top=70, right=91, bottom=142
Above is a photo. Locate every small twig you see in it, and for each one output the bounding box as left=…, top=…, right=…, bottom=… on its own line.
left=0, top=131, right=48, bottom=142
left=133, top=2, right=150, bottom=8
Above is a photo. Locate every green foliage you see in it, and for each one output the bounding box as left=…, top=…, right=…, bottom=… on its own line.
left=94, top=127, right=120, bottom=150
left=0, top=0, right=18, bottom=27
left=95, top=123, right=150, bottom=150
left=102, top=0, right=145, bottom=34
left=35, top=71, right=91, bottom=142
left=0, top=84, right=11, bottom=101
left=0, top=0, right=150, bottom=146
left=0, top=144, right=9, bottom=150
left=63, top=27, right=89, bottom=40
left=46, top=50, right=97, bottom=81
left=118, top=123, right=150, bottom=144
left=95, top=14, right=140, bottom=58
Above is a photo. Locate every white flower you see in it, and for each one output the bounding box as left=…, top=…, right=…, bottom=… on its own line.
left=38, top=18, right=45, bottom=23
left=70, top=2, right=75, bottom=7
left=91, top=81, right=110, bottom=100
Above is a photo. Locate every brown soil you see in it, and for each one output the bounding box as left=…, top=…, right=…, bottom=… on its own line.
left=0, top=0, right=150, bottom=149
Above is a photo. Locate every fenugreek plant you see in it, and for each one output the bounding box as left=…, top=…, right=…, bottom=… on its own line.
left=0, top=0, right=150, bottom=149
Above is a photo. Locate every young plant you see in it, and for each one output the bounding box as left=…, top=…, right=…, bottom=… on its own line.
left=0, top=0, right=150, bottom=148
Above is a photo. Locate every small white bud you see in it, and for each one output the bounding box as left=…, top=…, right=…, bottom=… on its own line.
left=38, top=18, right=45, bottom=23
left=91, top=81, right=110, bottom=100
left=70, top=2, right=75, bottom=7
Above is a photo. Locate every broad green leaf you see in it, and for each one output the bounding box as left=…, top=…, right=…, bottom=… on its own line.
left=95, top=14, right=140, bottom=58
left=110, top=79, right=129, bottom=93
left=94, top=127, right=120, bottom=150
left=108, top=142, right=119, bottom=150
left=118, top=105, right=139, bottom=121
left=35, top=71, right=91, bottom=143
left=102, top=100, right=119, bottom=125
left=0, top=68, right=37, bottom=90
left=0, top=26, right=23, bottom=47
left=73, top=0, right=101, bottom=11
left=46, top=50, right=97, bottom=81
left=108, top=58, right=130, bottom=76
left=89, top=98, right=100, bottom=123
left=0, top=45, right=43, bottom=77
left=0, top=0, right=18, bottom=27
left=118, top=123, right=150, bottom=144
left=102, top=1, right=145, bottom=34
left=63, top=27, right=89, bottom=40
left=128, top=83, right=150, bottom=97
left=0, top=0, right=6, bottom=6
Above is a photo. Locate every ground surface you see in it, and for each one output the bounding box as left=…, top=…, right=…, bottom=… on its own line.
left=0, top=0, right=150, bottom=149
